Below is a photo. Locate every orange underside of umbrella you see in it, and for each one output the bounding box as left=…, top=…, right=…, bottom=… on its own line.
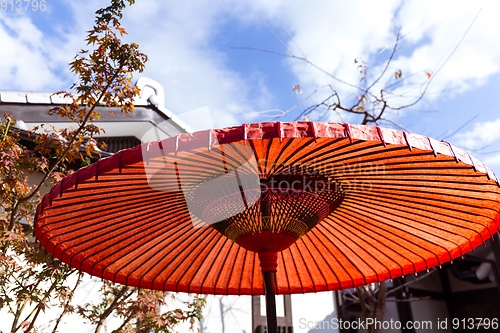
left=35, top=122, right=500, bottom=295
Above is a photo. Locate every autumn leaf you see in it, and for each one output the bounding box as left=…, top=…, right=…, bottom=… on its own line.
left=292, top=85, right=302, bottom=95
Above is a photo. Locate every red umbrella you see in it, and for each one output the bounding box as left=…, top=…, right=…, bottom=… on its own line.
left=35, top=122, right=500, bottom=333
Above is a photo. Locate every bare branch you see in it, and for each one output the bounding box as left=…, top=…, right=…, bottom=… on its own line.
left=379, top=118, right=414, bottom=133
left=386, top=269, right=437, bottom=297
left=231, top=46, right=293, bottom=59
left=386, top=296, right=431, bottom=303
left=260, top=19, right=294, bottom=56
left=390, top=6, right=482, bottom=111
left=280, top=26, right=306, bottom=58
left=260, top=85, right=336, bottom=118
left=440, top=114, right=479, bottom=140
left=354, top=31, right=400, bottom=111
left=232, top=46, right=368, bottom=94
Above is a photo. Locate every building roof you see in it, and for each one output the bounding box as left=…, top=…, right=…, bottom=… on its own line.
left=0, top=77, right=192, bottom=153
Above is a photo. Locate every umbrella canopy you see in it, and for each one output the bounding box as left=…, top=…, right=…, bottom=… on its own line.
left=35, top=121, right=500, bottom=297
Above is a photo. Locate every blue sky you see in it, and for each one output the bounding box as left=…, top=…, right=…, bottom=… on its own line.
left=2, top=1, right=500, bottom=332
left=1, top=0, right=500, bottom=176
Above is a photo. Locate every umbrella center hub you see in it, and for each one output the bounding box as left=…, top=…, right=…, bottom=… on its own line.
left=203, top=176, right=344, bottom=253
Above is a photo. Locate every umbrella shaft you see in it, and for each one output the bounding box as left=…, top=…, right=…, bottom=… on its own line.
left=263, top=271, right=278, bottom=333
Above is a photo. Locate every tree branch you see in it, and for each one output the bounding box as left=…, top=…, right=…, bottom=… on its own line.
left=94, top=286, right=134, bottom=333
left=8, top=63, right=125, bottom=232
left=386, top=296, right=431, bottom=302
left=51, top=273, right=83, bottom=333
left=386, top=268, right=437, bottom=297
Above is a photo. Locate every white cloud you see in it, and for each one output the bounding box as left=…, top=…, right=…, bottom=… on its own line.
left=223, top=0, right=500, bottom=123
left=391, top=0, right=500, bottom=97
left=0, top=13, right=60, bottom=90
left=118, top=0, right=271, bottom=129
left=2, top=0, right=500, bottom=130
left=484, top=154, right=500, bottom=170
left=454, top=118, right=500, bottom=172
left=0, top=3, right=98, bottom=92
left=456, top=118, right=500, bottom=150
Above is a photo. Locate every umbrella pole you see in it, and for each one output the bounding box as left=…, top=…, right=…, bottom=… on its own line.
left=263, top=271, right=278, bottom=333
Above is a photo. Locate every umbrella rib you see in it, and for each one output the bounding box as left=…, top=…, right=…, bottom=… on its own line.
left=355, top=186, right=500, bottom=225
left=42, top=196, right=185, bottom=249
left=187, top=235, right=229, bottom=295
left=47, top=199, right=182, bottom=259
left=351, top=193, right=492, bottom=243
left=293, top=242, right=317, bottom=292
left=344, top=198, right=462, bottom=253
left=313, top=224, right=359, bottom=289
left=224, top=242, right=238, bottom=295
left=134, top=227, right=198, bottom=289
left=319, top=219, right=383, bottom=284
left=323, top=212, right=424, bottom=273
left=287, top=246, right=305, bottom=294
left=84, top=215, right=189, bottom=279
left=199, top=237, right=232, bottom=295
left=298, top=237, right=327, bottom=292
left=237, top=247, right=246, bottom=295
left=327, top=152, right=451, bottom=169
left=249, top=139, right=265, bottom=177
left=94, top=216, right=193, bottom=281
left=270, top=138, right=318, bottom=175
left=250, top=251, right=256, bottom=296
left=126, top=223, right=213, bottom=288
left=41, top=189, right=180, bottom=222
left=60, top=204, right=190, bottom=276
left=321, top=149, right=431, bottom=168
left=352, top=191, right=498, bottom=239
left=165, top=227, right=221, bottom=293
left=263, top=138, right=274, bottom=177
left=350, top=188, right=498, bottom=223
left=349, top=175, right=495, bottom=189
left=133, top=220, right=198, bottom=289
left=294, top=141, right=396, bottom=167
left=218, top=240, right=236, bottom=296
left=366, top=166, right=485, bottom=176
left=227, top=144, right=261, bottom=177
left=327, top=217, right=401, bottom=280
left=279, top=250, right=291, bottom=295
left=274, top=141, right=353, bottom=174
left=328, top=215, right=414, bottom=275
left=337, top=205, right=447, bottom=267
left=42, top=197, right=184, bottom=237
left=375, top=158, right=466, bottom=169
left=172, top=156, right=231, bottom=174
left=45, top=184, right=173, bottom=213
left=355, top=180, right=500, bottom=198
left=271, top=138, right=346, bottom=174
left=144, top=225, right=213, bottom=290
left=78, top=213, right=193, bottom=279
left=343, top=171, right=490, bottom=183
left=191, top=147, right=241, bottom=169
left=267, top=137, right=296, bottom=176
left=59, top=182, right=165, bottom=200
left=330, top=149, right=438, bottom=167
left=307, top=229, right=350, bottom=290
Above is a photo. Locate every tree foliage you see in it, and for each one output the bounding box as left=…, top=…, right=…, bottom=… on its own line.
left=0, top=1, right=205, bottom=332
